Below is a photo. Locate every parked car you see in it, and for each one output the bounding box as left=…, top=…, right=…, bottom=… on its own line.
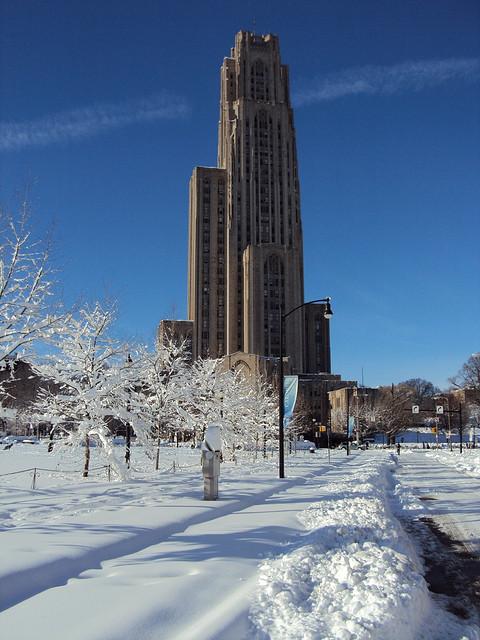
left=337, top=442, right=366, bottom=451
left=296, top=439, right=316, bottom=450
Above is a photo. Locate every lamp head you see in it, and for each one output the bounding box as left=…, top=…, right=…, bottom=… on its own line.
left=324, top=298, right=333, bottom=319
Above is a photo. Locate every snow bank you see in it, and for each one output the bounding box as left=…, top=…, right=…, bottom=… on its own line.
left=250, top=457, right=432, bottom=640
left=426, top=449, right=480, bottom=479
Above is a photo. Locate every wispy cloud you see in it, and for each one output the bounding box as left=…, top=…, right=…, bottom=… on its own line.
left=293, top=58, right=480, bottom=106
left=0, top=93, right=189, bottom=151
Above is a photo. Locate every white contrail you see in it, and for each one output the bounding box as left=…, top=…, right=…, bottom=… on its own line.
left=0, top=93, right=189, bottom=151
left=294, top=58, right=480, bottom=106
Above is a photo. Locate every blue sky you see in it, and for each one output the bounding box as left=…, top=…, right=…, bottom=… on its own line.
left=0, top=0, right=479, bottom=389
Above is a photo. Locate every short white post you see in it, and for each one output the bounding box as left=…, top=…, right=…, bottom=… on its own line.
left=201, top=425, right=222, bottom=500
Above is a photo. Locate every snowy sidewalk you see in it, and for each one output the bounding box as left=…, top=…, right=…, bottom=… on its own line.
left=395, top=450, right=480, bottom=555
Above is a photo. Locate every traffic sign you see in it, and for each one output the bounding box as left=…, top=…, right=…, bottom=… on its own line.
left=412, top=405, right=420, bottom=414
left=436, top=405, right=444, bottom=415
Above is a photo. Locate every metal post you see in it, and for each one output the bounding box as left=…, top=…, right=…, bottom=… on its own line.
left=263, top=419, right=267, bottom=460
left=355, top=392, right=359, bottom=445
left=278, top=297, right=332, bottom=479
left=346, top=389, right=350, bottom=456
left=459, top=404, right=463, bottom=454
left=279, top=313, right=285, bottom=479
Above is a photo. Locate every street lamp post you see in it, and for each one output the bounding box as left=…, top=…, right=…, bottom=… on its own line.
left=346, top=387, right=351, bottom=456
left=278, top=297, right=333, bottom=479
left=125, top=353, right=133, bottom=468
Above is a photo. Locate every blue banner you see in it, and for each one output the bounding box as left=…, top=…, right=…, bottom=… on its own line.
left=348, top=417, right=355, bottom=436
left=283, top=375, right=299, bottom=426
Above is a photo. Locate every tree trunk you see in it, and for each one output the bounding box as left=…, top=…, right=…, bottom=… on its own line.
left=83, top=435, right=90, bottom=477
left=155, top=435, right=161, bottom=471
left=125, top=424, right=131, bottom=468
left=48, top=428, right=55, bottom=453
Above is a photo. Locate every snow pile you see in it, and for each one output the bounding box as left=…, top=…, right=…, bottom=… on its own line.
left=426, top=449, right=480, bottom=478
left=251, top=458, right=431, bottom=640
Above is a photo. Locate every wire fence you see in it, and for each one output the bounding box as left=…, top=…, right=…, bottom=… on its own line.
left=0, top=458, right=203, bottom=488
left=0, top=465, right=111, bottom=489
left=0, top=444, right=325, bottom=489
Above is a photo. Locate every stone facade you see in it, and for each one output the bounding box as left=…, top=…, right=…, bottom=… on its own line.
left=187, top=31, right=329, bottom=372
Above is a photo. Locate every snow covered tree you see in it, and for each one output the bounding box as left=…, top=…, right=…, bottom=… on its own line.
left=177, top=357, right=226, bottom=446
left=0, top=203, right=61, bottom=364
left=127, top=336, right=190, bottom=470
left=244, top=375, right=277, bottom=460
left=179, top=363, right=278, bottom=461
left=372, top=385, right=413, bottom=445
left=33, top=302, right=131, bottom=479
left=215, top=368, right=272, bottom=460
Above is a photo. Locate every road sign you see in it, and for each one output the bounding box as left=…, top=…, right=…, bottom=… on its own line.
left=412, top=405, right=420, bottom=414
left=436, top=405, right=444, bottom=415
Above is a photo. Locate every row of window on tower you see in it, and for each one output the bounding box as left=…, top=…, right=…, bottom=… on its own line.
left=263, top=254, right=285, bottom=357
left=239, top=111, right=296, bottom=247
left=200, top=177, right=226, bottom=358
left=226, top=60, right=274, bottom=103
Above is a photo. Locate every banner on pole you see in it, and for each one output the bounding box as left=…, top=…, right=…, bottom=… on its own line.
left=283, top=375, right=299, bottom=426
left=348, top=416, right=355, bottom=436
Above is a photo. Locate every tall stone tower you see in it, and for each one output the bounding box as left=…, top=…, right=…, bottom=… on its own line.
left=188, top=31, right=326, bottom=374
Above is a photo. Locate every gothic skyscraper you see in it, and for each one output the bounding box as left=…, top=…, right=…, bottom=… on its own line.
left=188, top=31, right=330, bottom=375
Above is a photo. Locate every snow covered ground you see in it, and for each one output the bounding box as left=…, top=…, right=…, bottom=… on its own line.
left=425, top=448, right=480, bottom=479
left=0, top=442, right=479, bottom=639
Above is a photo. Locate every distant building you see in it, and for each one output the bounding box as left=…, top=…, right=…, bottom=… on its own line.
left=297, top=375, right=357, bottom=432
left=450, top=387, right=480, bottom=407
left=0, top=357, right=56, bottom=434
left=328, top=386, right=379, bottom=433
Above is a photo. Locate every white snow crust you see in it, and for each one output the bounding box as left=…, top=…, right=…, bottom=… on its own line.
left=0, top=444, right=479, bottom=640
left=426, top=448, right=480, bottom=479
left=251, top=458, right=434, bottom=639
